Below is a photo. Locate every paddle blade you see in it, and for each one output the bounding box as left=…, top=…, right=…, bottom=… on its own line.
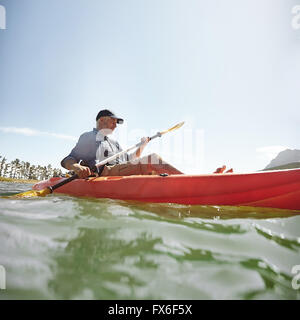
left=161, top=121, right=185, bottom=135
left=6, top=188, right=52, bottom=199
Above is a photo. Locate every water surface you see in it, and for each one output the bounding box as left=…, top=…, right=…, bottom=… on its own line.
left=0, top=182, right=300, bottom=300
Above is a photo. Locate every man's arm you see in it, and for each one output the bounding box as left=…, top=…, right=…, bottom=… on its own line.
left=128, top=137, right=150, bottom=162
left=61, top=132, right=94, bottom=178
left=63, top=158, right=92, bottom=178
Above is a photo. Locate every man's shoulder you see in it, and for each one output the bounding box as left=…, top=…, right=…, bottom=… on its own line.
left=79, top=129, right=97, bottom=139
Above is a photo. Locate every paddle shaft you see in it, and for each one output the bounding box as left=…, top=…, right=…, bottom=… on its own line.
left=45, top=133, right=162, bottom=193
left=10, top=122, right=184, bottom=198
left=45, top=133, right=160, bottom=193
left=47, top=174, right=79, bottom=193
left=95, top=132, right=162, bottom=168
left=46, top=122, right=183, bottom=193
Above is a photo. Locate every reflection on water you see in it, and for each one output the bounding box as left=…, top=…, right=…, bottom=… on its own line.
left=0, top=182, right=300, bottom=299
left=124, top=201, right=300, bottom=220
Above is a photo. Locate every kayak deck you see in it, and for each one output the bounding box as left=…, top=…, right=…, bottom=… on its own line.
left=33, top=169, right=300, bottom=210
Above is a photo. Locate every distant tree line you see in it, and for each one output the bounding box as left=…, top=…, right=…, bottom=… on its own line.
left=0, top=155, right=63, bottom=180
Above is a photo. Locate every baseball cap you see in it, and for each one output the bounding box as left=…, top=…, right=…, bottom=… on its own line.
left=96, top=109, right=124, bottom=124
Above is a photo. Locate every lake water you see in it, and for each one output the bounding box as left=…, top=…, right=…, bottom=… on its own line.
left=0, top=181, right=300, bottom=300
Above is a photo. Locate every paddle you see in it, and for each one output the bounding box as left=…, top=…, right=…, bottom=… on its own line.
left=95, top=121, right=185, bottom=169
left=8, top=121, right=185, bottom=198
left=6, top=174, right=79, bottom=198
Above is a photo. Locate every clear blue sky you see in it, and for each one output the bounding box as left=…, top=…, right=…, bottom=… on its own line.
left=0, top=0, right=299, bottom=174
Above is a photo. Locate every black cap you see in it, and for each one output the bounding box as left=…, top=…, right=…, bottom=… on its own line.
left=96, top=109, right=124, bottom=124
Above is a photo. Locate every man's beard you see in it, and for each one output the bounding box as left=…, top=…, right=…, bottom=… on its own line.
left=99, top=128, right=113, bottom=136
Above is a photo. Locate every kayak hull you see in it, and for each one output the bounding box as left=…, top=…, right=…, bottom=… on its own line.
left=32, top=169, right=300, bottom=210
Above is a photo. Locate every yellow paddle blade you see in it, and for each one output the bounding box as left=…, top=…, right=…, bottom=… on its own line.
left=3, top=188, right=51, bottom=199
left=160, top=121, right=185, bottom=135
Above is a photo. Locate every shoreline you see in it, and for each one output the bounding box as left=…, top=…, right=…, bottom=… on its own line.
left=0, top=177, right=40, bottom=184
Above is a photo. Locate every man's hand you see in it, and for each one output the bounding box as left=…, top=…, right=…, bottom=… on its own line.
left=140, top=137, right=150, bottom=147
left=136, top=137, right=150, bottom=157
left=71, top=163, right=92, bottom=179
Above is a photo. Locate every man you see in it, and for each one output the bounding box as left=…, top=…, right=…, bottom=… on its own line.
left=61, top=109, right=183, bottom=178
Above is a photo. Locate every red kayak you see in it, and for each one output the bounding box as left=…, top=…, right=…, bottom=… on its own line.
left=33, top=168, right=300, bottom=210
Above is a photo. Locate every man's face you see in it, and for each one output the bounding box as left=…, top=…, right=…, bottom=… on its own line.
left=98, top=116, right=118, bottom=135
